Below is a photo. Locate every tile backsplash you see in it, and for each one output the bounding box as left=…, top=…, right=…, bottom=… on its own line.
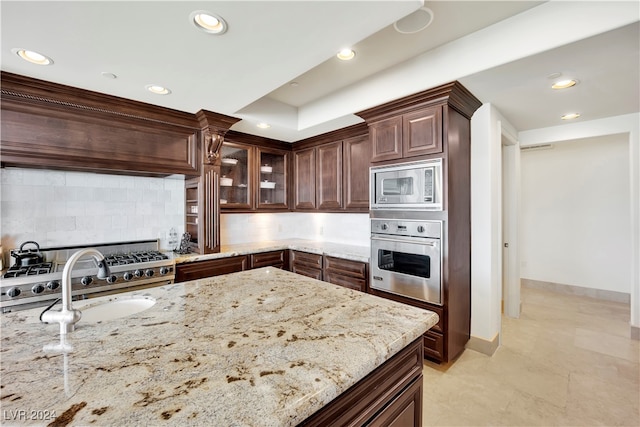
left=220, top=212, right=370, bottom=247
left=1, top=168, right=185, bottom=252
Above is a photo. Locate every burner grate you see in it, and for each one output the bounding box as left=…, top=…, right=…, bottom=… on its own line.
left=3, top=263, right=53, bottom=278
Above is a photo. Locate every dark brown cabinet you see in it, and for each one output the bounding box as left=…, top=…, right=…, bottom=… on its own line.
left=250, top=250, right=288, bottom=270
left=290, top=251, right=323, bottom=280
left=220, top=139, right=290, bottom=212
left=0, top=72, right=200, bottom=177
left=317, top=141, right=343, bottom=210
left=292, top=124, right=370, bottom=212
left=175, top=255, right=248, bottom=282
left=293, top=148, right=317, bottom=210
left=358, top=81, right=482, bottom=363
left=323, top=256, right=367, bottom=292
left=369, top=105, right=442, bottom=163
left=343, top=134, right=371, bottom=210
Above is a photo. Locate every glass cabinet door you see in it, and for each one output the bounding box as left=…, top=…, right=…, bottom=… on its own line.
left=220, top=142, right=252, bottom=209
left=257, top=148, right=288, bottom=209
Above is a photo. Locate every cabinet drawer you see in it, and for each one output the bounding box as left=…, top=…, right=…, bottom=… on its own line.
left=290, top=251, right=323, bottom=268
left=324, top=271, right=366, bottom=292
left=175, top=255, right=248, bottom=282
left=423, top=331, right=444, bottom=362
left=250, top=250, right=286, bottom=269
left=292, top=264, right=323, bottom=281
left=324, top=256, right=367, bottom=279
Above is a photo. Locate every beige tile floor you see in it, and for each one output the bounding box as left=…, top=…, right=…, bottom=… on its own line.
left=422, top=285, right=640, bottom=426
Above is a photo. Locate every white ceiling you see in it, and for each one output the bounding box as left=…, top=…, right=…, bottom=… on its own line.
left=1, top=1, right=638, bottom=142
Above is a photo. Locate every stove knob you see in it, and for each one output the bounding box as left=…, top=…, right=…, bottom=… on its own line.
left=417, top=225, right=425, bottom=233
left=106, top=275, right=117, bottom=284
left=134, top=269, right=144, bottom=278
left=31, top=284, right=45, bottom=295
left=145, top=269, right=155, bottom=277
left=81, top=276, right=93, bottom=286
left=381, top=223, right=389, bottom=231
left=159, top=267, right=170, bottom=275
left=47, top=280, right=60, bottom=290
left=123, top=272, right=134, bottom=281
left=6, top=288, right=21, bottom=298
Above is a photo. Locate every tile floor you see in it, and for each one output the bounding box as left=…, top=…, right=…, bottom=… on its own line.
left=421, top=285, right=640, bottom=426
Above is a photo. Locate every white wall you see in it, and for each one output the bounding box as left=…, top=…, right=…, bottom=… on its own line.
left=221, top=212, right=370, bottom=247
left=520, top=135, right=631, bottom=293
left=0, top=168, right=185, bottom=254
left=469, top=103, right=505, bottom=344
left=519, top=113, right=640, bottom=333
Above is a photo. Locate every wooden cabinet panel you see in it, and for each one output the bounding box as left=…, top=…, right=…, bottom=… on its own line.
left=1, top=106, right=199, bottom=176
left=316, top=141, right=343, bottom=210
left=368, top=375, right=422, bottom=427
left=343, top=134, right=371, bottom=210
left=293, top=148, right=316, bottom=209
left=324, top=271, right=366, bottom=292
left=175, top=256, right=248, bottom=282
left=290, top=250, right=323, bottom=280
left=324, top=256, right=367, bottom=279
left=423, top=331, right=444, bottom=362
left=370, top=116, right=402, bottom=163
left=250, top=250, right=287, bottom=269
left=403, top=106, right=443, bottom=158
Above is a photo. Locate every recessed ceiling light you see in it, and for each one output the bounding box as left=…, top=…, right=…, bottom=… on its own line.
left=101, top=72, right=117, bottom=79
left=337, top=48, right=355, bottom=61
left=257, top=122, right=271, bottom=129
left=190, top=10, right=227, bottom=34
left=552, top=79, right=578, bottom=89
left=145, top=84, right=171, bottom=95
left=561, top=113, right=580, bottom=120
left=12, top=48, right=53, bottom=65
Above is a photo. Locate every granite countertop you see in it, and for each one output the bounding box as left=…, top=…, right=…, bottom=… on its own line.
left=173, top=239, right=370, bottom=264
left=1, top=268, right=437, bottom=426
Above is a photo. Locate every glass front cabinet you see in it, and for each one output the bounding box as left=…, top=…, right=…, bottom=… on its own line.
left=257, top=147, right=288, bottom=209
left=220, top=141, right=289, bottom=211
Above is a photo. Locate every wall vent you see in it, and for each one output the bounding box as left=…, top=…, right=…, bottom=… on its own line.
left=521, top=144, right=554, bottom=151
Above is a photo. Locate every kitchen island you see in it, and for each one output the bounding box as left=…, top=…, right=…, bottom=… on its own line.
left=0, top=268, right=437, bottom=426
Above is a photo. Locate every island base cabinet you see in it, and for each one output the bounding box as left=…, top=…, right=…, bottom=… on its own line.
left=300, top=337, right=424, bottom=427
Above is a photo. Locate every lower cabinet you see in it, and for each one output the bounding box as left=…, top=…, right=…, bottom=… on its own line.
left=250, top=250, right=288, bottom=270
left=300, top=337, right=423, bottom=426
left=290, top=251, right=323, bottom=280
left=323, top=256, right=367, bottom=292
left=175, top=255, right=248, bottom=282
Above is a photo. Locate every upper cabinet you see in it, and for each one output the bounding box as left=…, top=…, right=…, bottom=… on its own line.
left=293, top=124, right=370, bottom=212
left=369, top=105, right=442, bottom=163
left=220, top=132, right=291, bottom=212
left=0, top=72, right=200, bottom=177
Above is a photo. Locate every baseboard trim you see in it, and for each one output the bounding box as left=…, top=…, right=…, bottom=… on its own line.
left=521, top=278, right=630, bottom=304
left=466, top=333, right=499, bottom=356
left=632, top=325, right=640, bottom=341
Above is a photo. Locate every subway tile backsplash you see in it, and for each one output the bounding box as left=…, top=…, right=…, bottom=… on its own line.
left=0, top=168, right=185, bottom=252
left=1, top=168, right=370, bottom=263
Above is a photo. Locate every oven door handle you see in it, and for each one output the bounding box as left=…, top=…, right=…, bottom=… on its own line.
left=371, top=235, right=437, bottom=246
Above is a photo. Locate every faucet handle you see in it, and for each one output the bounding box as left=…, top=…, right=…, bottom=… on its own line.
left=96, top=259, right=111, bottom=279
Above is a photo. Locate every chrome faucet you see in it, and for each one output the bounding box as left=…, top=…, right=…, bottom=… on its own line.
left=41, top=248, right=111, bottom=335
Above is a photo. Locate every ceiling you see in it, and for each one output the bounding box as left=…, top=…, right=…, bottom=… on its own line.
left=1, top=1, right=638, bottom=142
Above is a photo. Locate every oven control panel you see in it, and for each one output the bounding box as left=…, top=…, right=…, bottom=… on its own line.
left=371, top=219, right=442, bottom=239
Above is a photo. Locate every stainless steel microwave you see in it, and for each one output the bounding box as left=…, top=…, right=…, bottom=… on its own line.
left=370, top=159, right=443, bottom=210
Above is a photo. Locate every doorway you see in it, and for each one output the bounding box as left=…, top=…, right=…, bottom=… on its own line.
left=501, top=129, right=520, bottom=318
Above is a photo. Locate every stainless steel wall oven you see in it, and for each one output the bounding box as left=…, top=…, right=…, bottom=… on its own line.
left=370, top=218, right=443, bottom=305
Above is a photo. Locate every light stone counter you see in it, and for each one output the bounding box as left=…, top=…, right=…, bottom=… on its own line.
left=0, top=268, right=437, bottom=426
left=173, top=239, right=370, bottom=264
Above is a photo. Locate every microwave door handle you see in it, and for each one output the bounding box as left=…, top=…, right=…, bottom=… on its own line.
left=371, top=235, right=436, bottom=246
